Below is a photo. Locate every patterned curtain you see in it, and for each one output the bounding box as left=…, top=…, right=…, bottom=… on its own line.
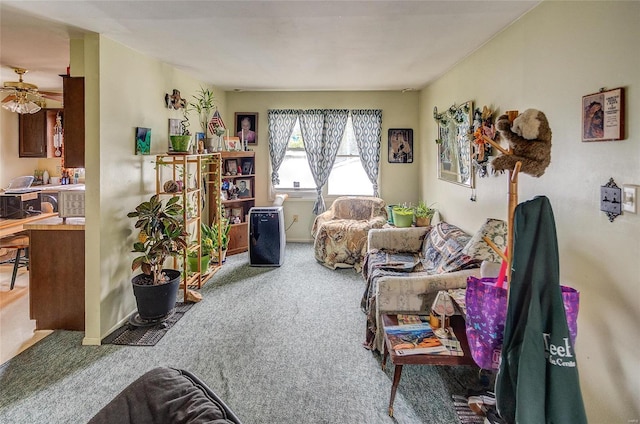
left=351, top=109, right=382, bottom=197
left=299, top=109, right=349, bottom=214
left=268, top=109, right=298, bottom=197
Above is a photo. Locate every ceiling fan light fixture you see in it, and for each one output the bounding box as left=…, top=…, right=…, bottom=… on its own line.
left=2, top=67, right=46, bottom=114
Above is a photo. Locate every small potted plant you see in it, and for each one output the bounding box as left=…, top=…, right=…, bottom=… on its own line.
left=414, top=201, right=436, bottom=227
left=187, top=222, right=215, bottom=272
left=170, top=108, right=192, bottom=152
left=210, top=217, right=231, bottom=263
left=189, top=87, right=217, bottom=137
left=127, top=194, right=188, bottom=320
left=391, top=204, right=415, bottom=228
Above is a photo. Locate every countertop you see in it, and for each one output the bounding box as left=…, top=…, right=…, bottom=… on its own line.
left=0, top=213, right=58, bottom=237
left=33, top=183, right=85, bottom=192
left=24, top=216, right=85, bottom=231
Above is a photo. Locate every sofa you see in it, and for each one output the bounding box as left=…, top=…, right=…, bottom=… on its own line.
left=361, top=222, right=484, bottom=352
left=312, top=196, right=388, bottom=272
left=88, top=367, right=243, bottom=424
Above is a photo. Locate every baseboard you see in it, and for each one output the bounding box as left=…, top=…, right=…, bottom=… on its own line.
left=97, top=312, right=134, bottom=345
left=286, top=238, right=313, bottom=243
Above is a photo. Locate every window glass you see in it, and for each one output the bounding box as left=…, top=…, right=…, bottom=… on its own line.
left=273, top=115, right=374, bottom=197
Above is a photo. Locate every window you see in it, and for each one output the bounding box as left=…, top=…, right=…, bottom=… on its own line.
left=273, top=116, right=373, bottom=197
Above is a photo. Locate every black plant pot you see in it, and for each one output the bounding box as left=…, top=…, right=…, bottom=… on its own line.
left=131, top=269, right=181, bottom=321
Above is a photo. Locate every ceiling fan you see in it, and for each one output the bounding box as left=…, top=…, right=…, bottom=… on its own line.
left=1, top=67, right=63, bottom=114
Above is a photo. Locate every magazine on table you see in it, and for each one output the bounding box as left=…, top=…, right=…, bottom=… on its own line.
left=435, top=327, right=464, bottom=356
left=386, top=323, right=449, bottom=356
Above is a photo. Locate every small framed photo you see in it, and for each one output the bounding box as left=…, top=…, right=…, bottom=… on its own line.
left=224, top=207, right=232, bottom=218
left=241, top=160, right=253, bottom=175
left=235, top=112, right=258, bottom=145
left=225, top=159, right=238, bottom=175
left=236, top=179, right=252, bottom=198
left=582, top=87, right=625, bottom=142
left=388, top=128, right=413, bottom=163
left=135, top=127, right=151, bottom=155
left=224, top=136, right=240, bottom=151
left=195, top=132, right=205, bottom=150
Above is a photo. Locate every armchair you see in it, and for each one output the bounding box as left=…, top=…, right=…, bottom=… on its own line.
left=312, top=196, right=388, bottom=272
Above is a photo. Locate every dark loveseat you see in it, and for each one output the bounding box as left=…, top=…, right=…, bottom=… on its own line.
left=88, top=367, right=242, bottom=424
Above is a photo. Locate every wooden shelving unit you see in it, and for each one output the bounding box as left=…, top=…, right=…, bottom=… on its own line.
left=209, top=151, right=256, bottom=256
left=155, top=152, right=222, bottom=299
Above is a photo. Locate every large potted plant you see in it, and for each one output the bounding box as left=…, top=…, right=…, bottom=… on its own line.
left=127, top=194, right=188, bottom=321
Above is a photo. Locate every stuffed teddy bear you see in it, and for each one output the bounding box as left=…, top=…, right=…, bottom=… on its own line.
left=491, top=109, right=552, bottom=177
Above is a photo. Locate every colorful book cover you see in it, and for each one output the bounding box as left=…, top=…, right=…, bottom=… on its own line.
left=386, top=323, right=449, bottom=356
left=397, top=314, right=429, bottom=325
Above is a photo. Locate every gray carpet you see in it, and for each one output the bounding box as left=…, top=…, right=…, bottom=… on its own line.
left=0, top=242, right=481, bottom=423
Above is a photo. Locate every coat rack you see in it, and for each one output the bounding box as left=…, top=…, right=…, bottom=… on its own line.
left=478, top=111, right=522, bottom=283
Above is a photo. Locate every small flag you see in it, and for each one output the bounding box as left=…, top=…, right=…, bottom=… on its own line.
left=209, top=109, right=225, bottom=134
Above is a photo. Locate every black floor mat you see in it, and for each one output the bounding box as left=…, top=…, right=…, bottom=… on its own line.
left=103, top=302, right=194, bottom=346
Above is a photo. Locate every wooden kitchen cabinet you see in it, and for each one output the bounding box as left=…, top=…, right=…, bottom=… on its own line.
left=18, top=108, right=63, bottom=158
left=62, top=76, right=85, bottom=168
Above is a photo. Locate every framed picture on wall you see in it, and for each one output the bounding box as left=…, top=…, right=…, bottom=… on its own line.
left=135, top=127, right=151, bottom=155
left=388, top=128, right=413, bottom=163
left=582, top=87, right=625, bottom=142
left=235, top=112, right=258, bottom=145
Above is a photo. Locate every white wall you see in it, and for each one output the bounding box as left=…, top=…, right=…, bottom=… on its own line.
left=81, top=35, right=227, bottom=343
left=226, top=91, right=420, bottom=241
left=420, top=1, right=639, bottom=422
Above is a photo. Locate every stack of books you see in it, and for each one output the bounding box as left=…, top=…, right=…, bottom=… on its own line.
left=390, top=314, right=463, bottom=356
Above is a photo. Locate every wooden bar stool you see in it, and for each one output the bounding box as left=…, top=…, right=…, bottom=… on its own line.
left=0, top=232, right=30, bottom=290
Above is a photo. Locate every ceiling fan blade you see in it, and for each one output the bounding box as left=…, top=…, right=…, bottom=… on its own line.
left=2, top=94, right=17, bottom=103
left=40, top=91, right=63, bottom=102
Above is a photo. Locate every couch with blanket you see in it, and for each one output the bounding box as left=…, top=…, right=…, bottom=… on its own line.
left=312, top=196, right=388, bottom=272
left=361, top=222, right=484, bottom=352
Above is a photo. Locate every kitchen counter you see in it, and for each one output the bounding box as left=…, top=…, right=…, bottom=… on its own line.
left=34, top=183, right=85, bottom=192
left=0, top=213, right=57, bottom=237
left=23, top=216, right=84, bottom=230
left=26, top=216, right=85, bottom=331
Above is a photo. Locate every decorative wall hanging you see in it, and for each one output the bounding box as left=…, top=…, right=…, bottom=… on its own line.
left=388, top=128, right=413, bottom=163
left=434, top=101, right=474, bottom=188
left=235, top=112, right=258, bottom=146
left=472, top=106, right=497, bottom=178
left=582, top=87, right=625, bottom=142
left=600, top=177, right=622, bottom=222
left=164, top=89, right=186, bottom=110
left=135, top=127, right=151, bottom=155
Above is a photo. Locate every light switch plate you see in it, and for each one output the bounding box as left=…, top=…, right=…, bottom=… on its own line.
left=622, top=184, right=638, bottom=214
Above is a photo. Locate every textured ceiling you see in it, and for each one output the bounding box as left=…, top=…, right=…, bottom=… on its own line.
left=1, top=1, right=539, bottom=93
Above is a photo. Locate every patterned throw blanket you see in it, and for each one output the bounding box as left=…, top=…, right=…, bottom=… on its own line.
left=360, top=250, right=427, bottom=350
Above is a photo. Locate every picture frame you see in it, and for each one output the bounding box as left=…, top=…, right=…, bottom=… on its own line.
left=224, top=136, right=240, bottom=151
left=235, top=112, right=258, bottom=145
left=388, top=129, right=413, bottom=163
left=235, top=179, right=252, bottom=198
left=225, top=159, right=238, bottom=175
left=582, top=87, right=625, bottom=142
left=434, top=101, right=474, bottom=188
left=241, top=160, right=253, bottom=175
left=195, top=132, right=205, bottom=151
left=135, top=127, right=151, bottom=155
left=231, top=207, right=243, bottom=218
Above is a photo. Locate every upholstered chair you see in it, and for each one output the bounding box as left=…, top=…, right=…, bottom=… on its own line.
left=312, top=196, right=387, bottom=272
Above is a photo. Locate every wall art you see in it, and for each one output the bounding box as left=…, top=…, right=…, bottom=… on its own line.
left=388, top=129, right=413, bottom=163
left=135, top=127, right=151, bottom=155
left=235, top=112, right=258, bottom=145
left=582, top=87, right=625, bottom=142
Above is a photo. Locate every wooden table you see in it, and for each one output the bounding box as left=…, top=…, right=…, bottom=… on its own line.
left=381, top=314, right=476, bottom=417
